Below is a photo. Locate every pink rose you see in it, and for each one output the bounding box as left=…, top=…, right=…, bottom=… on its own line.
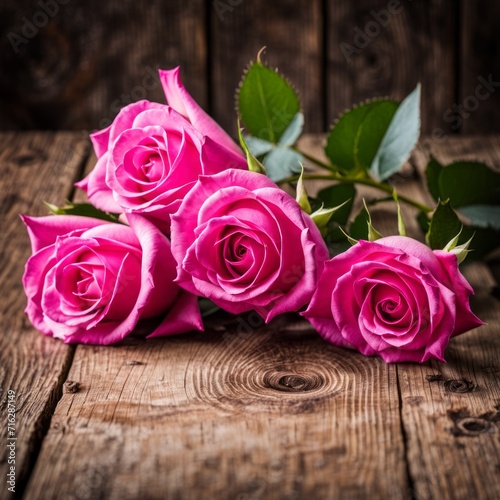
left=76, top=68, right=246, bottom=233
left=171, top=169, right=329, bottom=321
left=22, top=214, right=203, bottom=345
left=303, top=236, right=483, bottom=363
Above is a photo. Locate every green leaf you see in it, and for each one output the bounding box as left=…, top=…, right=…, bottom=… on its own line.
left=325, top=98, right=398, bottom=174
left=426, top=200, right=462, bottom=250
left=458, top=205, right=500, bottom=230
left=311, top=200, right=350, bottom=236
left=243, top=135, right=273, bottom=157
left=460, top=226, right=500, bottom=261
left=361, top=199, right=383, bottom=241
left=356, top=101, right=399, bottom=172
left=446, top=232, right=474, bottom=265
left=317, top=183, right=356, bottom=225
left=392, top=189, right=406, bottom=237
left=425, top=159, right=500, bottom=231
left=348, top=202, right=384, bottom=242
left=45, top=201, right=120, bottom=223
left=296, top=165, right=311, bottom=214
left=437, top=161, right=500, bottom=207
left=349, top=208, right=369, bottom=240
left=243, top=112, right=304, bottom=181
left=278, top=112, right=304, bottom=147
left=237, top=123, right=266, bottom=174
left=419, top=207, right=500, bottom=260
left=262, top=146, right=303, bottom=181
left=243, top=113, right=303, bottom=156
left=198, top=298, right=220, bottom=318
left=238, top=60, right=300, bottom=143
left=338, top=226, right=358, bottom=246
left=369, top=84, right=421, bottom=181
left=417, top=211, right=430, bottom=234
left=443, top=227, right=463, bottom=252
left=425, top=157, right=443, bottom=201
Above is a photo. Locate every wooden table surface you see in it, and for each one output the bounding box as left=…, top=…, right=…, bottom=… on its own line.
left=1, top=132, right=499, bottom=500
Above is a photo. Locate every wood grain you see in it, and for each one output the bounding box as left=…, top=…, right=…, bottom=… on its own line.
left=24, top=316, right=408, bottom=499
left=326, top=0, right=457, bottom=135
left=0, top=132, right=89, bottom=497
left=0, top=0, right=207, bottom=131
left=211, top=0, right=324, bottom=135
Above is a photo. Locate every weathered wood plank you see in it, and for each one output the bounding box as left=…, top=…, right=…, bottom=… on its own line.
left=24, top=317, right=408, bottom=499
left=0, top=0, right=207, bottom=131
left=0, top=132, right=89, bottom=498
left=211, top=0, right=324, bottom=135
left=397, top=136, right=500, bottom=500
left=326, top=0, right=457, bottom=135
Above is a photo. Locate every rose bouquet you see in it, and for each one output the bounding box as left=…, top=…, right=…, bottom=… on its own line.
left=23, top=51, right=499, bottom=363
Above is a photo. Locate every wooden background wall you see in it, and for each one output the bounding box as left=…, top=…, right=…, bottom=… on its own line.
left=1, top=0, right=499, bottom=137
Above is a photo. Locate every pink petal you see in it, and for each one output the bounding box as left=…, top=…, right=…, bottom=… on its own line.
left=159, top=67, right=243, bottom=156
left=127, top=213, right=179, bottom=316
left=21, top=215, right=108, bottom=253
left=147, top=291, right=203, bottom=338
left=434, top=250, right=485, bottom=335
left=75, top=154, right=123, bottom=213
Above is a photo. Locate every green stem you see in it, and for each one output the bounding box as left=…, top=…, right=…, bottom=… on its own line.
left=291, top=146, right=336, bottom=172
left=279, top=172, right=433, bottom=213
left=291, top=146, right=433, bottom=213
left=351, top=177, right=433, bottom=213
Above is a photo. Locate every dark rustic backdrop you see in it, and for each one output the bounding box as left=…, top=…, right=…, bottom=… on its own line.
left=1, top=0, right=499, bottom=137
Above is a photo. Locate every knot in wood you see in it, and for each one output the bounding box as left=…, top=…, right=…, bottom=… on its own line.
left=456, top=417, right=492, bottom=436
left=264, top=372, right=323, bottom=393
left=13, top=152, right=45, bottom=167
left=64, top=380, right=80, bottom=394
left=444, top=378, right=477, bottom=394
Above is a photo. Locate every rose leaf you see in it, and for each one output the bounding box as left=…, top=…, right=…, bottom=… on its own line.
left=325, top=98, right=398, bottom=174
left=369, top=84, right=421, bottom=181
left=237, top=58, right=300, bottom=144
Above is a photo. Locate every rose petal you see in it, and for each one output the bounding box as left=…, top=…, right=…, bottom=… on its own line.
left=159, top=67, right=243, bottom=156
left=147, top=291, right=203, bottom=338
left=75, top=153, right=123, bottom=213
left=21, top=215, right=107, bottom=253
